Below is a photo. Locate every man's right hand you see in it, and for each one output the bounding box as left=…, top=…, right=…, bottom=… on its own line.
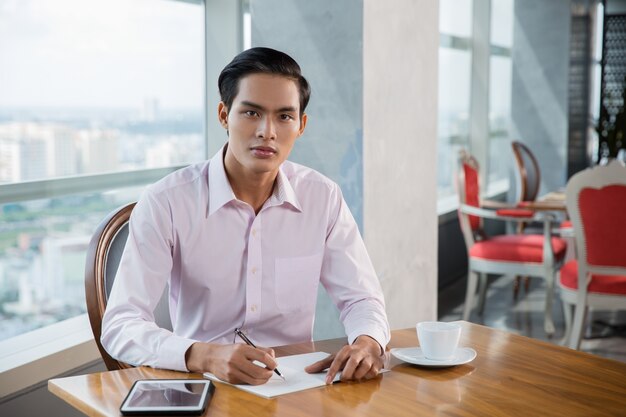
left=185, top=342, right=277, bottom=385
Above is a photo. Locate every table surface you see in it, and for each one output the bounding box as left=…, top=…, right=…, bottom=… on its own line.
left=49, top=322, right=626, bottom=417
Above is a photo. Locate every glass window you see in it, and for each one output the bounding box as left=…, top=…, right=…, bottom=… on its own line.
left=438, top=48, right=472, bottom=199
left=488, top=55, right=513, bottom=183
left=490, top=0, right=514, bottom=47
left=0, top=188, right=144, bottom=340
left=0, top=0, right=205, bottom=184
left=487, top=0, right=514, bottom=186
left=0, top=0, right=204, bottom=340
left=439, top=0, right=473, bottom=38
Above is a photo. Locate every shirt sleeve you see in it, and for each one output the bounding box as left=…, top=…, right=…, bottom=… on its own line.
left=320, top=184, right=391, bottom=352
left=100, top=187, right=196, bottom=372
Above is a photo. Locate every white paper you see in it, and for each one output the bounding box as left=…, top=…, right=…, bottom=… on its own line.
left=203, top=351, right=340, bottom=398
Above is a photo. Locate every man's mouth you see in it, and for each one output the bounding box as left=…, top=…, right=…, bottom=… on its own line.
left=250, top=146, right=277, bottom=158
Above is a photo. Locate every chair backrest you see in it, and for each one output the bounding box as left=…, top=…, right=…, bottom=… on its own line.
left=565, top=160, right=626, bottom=279
left=512, top=141, right=541, bottom=202
left=457, top=150, right=482, bottom=231
left=456, top=150, right=484, bottom=249
left=85, top=202, right=172, bottom=370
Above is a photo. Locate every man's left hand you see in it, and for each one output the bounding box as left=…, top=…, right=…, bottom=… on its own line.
left=304, top=335, right=384, bottom=384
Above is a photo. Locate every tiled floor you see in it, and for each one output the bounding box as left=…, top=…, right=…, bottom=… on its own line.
left=438, top=274, right=626, bottom=363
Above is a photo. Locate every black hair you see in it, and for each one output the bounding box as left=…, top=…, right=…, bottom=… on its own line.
left=218, top=47, right=311, bottom=116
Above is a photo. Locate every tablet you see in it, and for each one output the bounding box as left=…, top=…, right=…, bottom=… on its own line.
left=120, top=379, right=215, bottom=416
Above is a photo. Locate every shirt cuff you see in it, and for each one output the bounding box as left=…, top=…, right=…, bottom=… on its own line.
left=158, top=335, right=197, bottom=372
left=347, top=328, right=389, bottom=356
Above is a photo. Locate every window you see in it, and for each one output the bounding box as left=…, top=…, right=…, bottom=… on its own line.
left=488, top=0, right=514, bottom=186
left=438, top=0, right=515, bottom=210
left=0, top=0, right=205, bottom=341
left=437, top=0, right=473, bottom=202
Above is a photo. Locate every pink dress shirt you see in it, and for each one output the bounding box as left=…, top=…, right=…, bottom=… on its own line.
left=101, top=146, right=390, bottom=372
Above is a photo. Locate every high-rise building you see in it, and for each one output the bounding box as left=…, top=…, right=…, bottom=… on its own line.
left=0, top=123, right=48, bottom=182
left=77, top=128, right=120, bottom=174
left=46, top=124, right=78, bottom=178
left=0, top=122, right=80, bottom=182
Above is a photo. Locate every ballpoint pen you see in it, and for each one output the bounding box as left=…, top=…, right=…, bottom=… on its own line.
left=234, top=328, right=286, bottom=381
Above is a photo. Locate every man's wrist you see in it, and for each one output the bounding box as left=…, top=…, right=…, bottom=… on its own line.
left=354, top=334, right=385, bottom=356
left=185, top=342, right=215, bottom=373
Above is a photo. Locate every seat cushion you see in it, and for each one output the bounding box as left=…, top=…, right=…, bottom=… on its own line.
left=495, top=208, right=534, bottom=218
left=469, top=234, right=567, bottom=263
left=560, top=220, right=572, bottom=228
left=560, top=260, right=626, bottom=295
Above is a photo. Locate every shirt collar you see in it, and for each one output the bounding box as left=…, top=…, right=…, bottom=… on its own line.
left=207, top=145, right=237, bottom=217
left=206, top=145, right=302, bottom=216
left=269, top=167, right=302, bottom=212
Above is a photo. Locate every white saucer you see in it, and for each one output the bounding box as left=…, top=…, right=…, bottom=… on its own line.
left=390, top=347, right=477, bottom=367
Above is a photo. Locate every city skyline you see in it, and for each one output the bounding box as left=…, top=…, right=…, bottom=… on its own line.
left=0, top=103, right=204, bottom=341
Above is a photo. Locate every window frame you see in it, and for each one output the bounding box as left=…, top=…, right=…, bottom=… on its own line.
left=437, top=0, right=513, bottom=215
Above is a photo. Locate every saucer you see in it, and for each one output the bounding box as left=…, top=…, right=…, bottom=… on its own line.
left=390, top=347, right=477, bottom=367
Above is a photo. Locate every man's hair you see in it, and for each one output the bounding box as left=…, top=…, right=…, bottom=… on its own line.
left=218, top=47, right=311, bottom=116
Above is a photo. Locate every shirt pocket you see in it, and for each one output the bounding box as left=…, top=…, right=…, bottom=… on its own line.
left=274, top=253, right=323, bottom=312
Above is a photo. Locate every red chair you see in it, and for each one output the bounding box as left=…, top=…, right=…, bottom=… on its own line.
left=457, top=150, right=568, bottom=334
left=560, top=160, right=626, bottom=349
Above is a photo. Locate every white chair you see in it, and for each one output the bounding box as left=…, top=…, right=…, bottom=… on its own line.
left=560, top=160, right=626, bottom=349
left=456, top=150, right=568, bottom=335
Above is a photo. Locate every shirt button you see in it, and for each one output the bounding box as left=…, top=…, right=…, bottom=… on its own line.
left=252, top=229, right=257, bottom=237
left=250, top=305, right=257, bottom=312
left=251, top=267, right=257, bottom=274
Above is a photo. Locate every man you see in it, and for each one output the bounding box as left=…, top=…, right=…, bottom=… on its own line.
left=101, top=47, right=390, bottom=385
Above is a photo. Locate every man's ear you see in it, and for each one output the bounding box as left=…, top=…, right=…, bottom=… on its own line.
left=298, top=113, right=308, bottom=137
left=217, top=102, right=229, bottom=129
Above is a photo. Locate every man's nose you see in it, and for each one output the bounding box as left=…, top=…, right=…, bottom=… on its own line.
left=257, top=116, right=276, bottom=140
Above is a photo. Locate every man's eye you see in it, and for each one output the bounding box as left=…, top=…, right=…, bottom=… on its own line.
left=244, top=110, right=258, bottom=117
left=280, top=114, right=294, bottom=121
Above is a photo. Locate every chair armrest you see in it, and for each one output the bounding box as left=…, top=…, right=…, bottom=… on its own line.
left=481, top=199, right=512, bottom=209
left=495, top=208, right=535, bottom=218
left=517, top=201, right=567, bottom=212
left=460, top=204, right=555, bottom=223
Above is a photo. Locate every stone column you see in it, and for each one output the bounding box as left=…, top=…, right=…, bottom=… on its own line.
left=512, top=0, right=571, bottom=193
left=251, top=0, right=438, bottom=338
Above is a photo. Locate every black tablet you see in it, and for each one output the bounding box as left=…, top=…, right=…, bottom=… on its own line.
left=120, top=379, right=215, bottom=416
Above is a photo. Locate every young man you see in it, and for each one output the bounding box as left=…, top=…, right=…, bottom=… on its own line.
left=101, top=47, right=390, bottom=385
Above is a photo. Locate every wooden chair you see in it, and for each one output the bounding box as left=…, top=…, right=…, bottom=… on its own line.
left=512, top=140, right=541, bottom=203
left=511, top=141, right=573, bottom=298
left=560, top=160, right=626, bottom=349
left=456, top=150, right=568, bottom=335
left=85, top=202, right=172, bottom=370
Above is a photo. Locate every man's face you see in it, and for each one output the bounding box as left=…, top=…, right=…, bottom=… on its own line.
left=219, top=73, right=307, bottom=179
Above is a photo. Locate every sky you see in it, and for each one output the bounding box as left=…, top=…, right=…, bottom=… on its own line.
left=0, top=0, right=204, bottom=109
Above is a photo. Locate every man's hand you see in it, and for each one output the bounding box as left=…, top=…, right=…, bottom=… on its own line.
left=185, top=342, right=277, bottom=385
left=304, top=335, right=384, bottom=384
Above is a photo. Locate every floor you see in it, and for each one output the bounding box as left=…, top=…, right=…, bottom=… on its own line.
left=438, top=274, right=626, bottom=363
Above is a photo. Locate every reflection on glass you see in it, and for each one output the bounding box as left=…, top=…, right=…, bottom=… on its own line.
left=439, top=0, right=473, bottom=37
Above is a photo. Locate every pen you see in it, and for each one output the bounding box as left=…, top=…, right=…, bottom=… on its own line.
left=234, top=328, right=286, bottom=381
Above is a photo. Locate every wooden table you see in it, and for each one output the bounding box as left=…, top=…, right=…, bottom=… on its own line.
left=49, top=322, right=626, bottom=416
left=482, top=191, right=567, bottom=212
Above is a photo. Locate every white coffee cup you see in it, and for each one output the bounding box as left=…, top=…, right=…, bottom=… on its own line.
left=417, top=321, right=462, bottom=361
